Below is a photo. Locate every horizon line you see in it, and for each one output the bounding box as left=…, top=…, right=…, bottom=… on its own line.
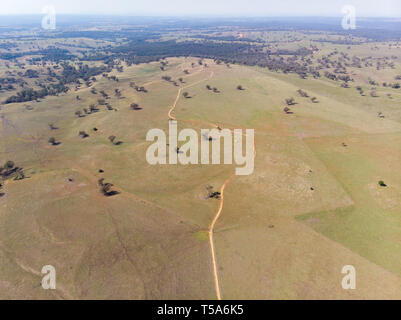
left=0, top=13, right=400, bottom=19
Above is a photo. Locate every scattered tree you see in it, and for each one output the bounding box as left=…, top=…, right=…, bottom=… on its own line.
left=285, top=98, right=296, bottom=106
left=108, top=135, right=122, bottom=145
left=79, top=131, right=89, bottom=138
left=297, top=89, right=309, bottom=97
left=130, top=103, right=142, bottom=110
left=48, top=137, right=60, bottom=145
left=98, top=178, right=120, bottom=196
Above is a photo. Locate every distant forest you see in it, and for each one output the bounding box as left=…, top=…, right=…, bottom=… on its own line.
left=1, top=16, right=401, bottom=104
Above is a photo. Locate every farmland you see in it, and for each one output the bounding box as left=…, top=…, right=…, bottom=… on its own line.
left=1, top=16, right=401, bottom=299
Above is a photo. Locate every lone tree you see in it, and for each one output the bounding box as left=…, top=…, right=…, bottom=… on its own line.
left=378, top=180, right=387, bottom=187
left=237, top=85, right=244, bottom=90
left=98, top=178, right=120, bottom=197
left=311, top=97, right=319, bottom=103
left=212, top=87, right=220, bottom=93
left=297, top=89, right=309, bottom=97
left=285, top=98, right=296, bottom=106
left=108, top=135, right=116, bottom=144
left=79, top=131, right=89, bottom=138
left=183, top=92, right=190, bottom=98
left=206, top=85, right=212, bottom=90
left=90, top=104, right=99, bottom=113
left=75, top=110, right=83, bottom=118
left=283, top=107, right=292, bottom=114
left=4, top=160, right=15, bottom=170
left=48, top=137, right=60, bottom=145
left=49, top=123, right=58, bottom=130
left=108, top=135, right=122, bottom=145
left=130, top=103, right=142, bottom=110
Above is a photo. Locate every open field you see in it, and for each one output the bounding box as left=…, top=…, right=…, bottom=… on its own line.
left=1, top=19, right=401, bottom=299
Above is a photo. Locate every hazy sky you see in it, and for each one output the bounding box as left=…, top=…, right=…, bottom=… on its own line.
left=0, top=0, right=400, bottom=17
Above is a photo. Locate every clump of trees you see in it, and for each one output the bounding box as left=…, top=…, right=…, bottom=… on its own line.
left=75, top=104, right=100, bottom=117
left=206, top=185, right=221, bottom=199
left=4, top=62, right=110, bottom=104
left=0, top=160, right=25, bottom=181
left=131, top=85, right=147, bottom=93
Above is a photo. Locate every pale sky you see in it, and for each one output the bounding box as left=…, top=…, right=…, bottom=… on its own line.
left=0, top=0, right=400, bottom=17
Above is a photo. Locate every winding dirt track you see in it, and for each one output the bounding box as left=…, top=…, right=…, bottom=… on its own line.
left=168, top=70, right=214, bottom=121
left=208, top=175, right=232, bottom=300
left=167, top=68, right=256, bottom=300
